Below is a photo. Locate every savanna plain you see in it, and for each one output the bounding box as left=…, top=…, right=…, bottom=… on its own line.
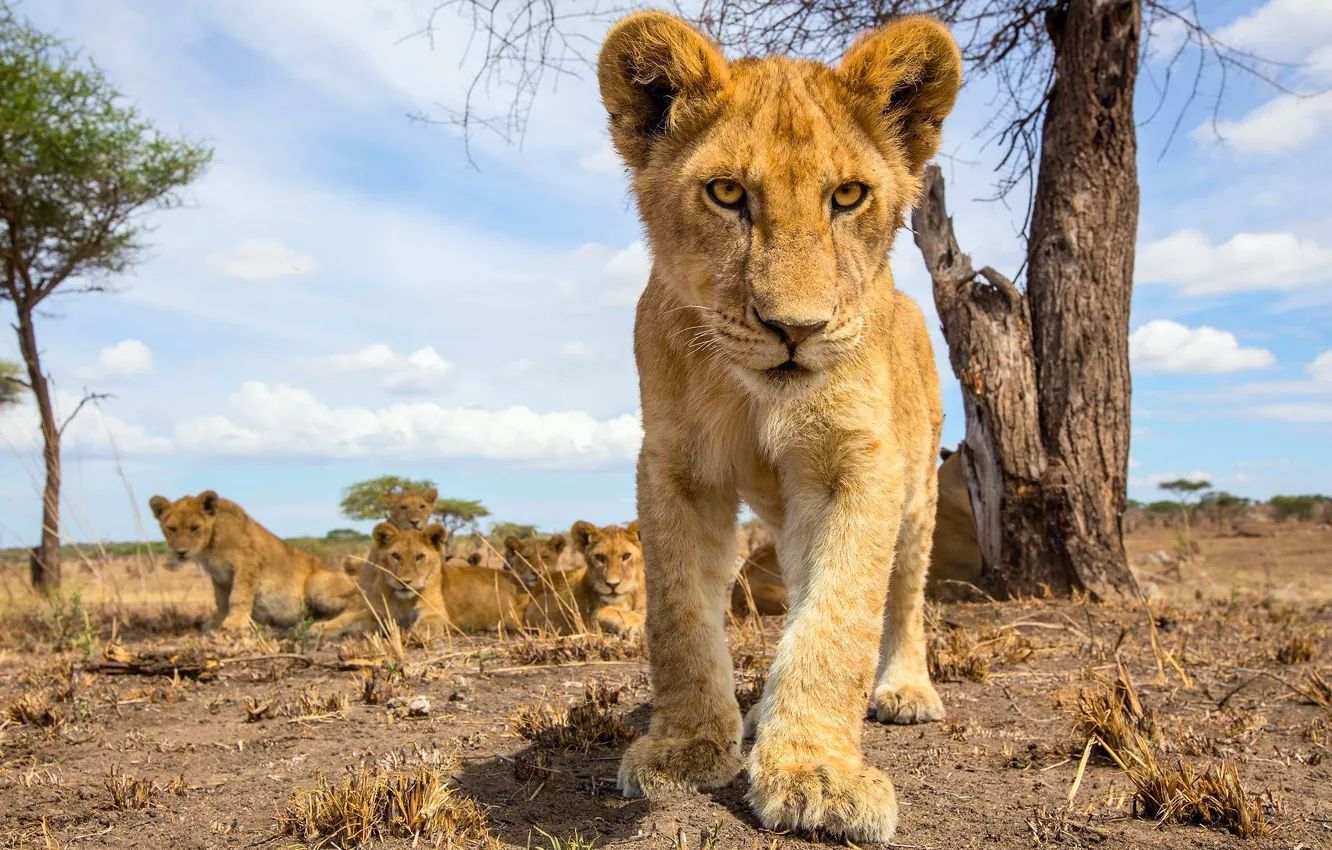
left=0, top=518, right=1329, bottom=850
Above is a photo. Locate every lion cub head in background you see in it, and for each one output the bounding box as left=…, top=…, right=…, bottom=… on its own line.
left=384, top=487, right=437, bottom=531
left=571, top=520, right=644, bottom=608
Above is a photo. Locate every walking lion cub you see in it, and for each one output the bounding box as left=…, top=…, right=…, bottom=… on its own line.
left=597, top=11, right=961, bottom=842
left=150, top=491, right=357, bottom=633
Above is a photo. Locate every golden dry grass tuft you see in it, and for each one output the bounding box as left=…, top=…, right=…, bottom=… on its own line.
left=277, top=751, right=493, bottom=849
left=506, top=633, right=643, bottom=666
left=1275, top=632, right=1319, bottom=665
left=105, top=766, right=157, bottom=810
left=929, top=625, right=1033, bottom=684
left=358, top=667, right=396, bottom=706
left=245, top=687, right=349, bottom=723
left=510, top=682, right=636, bottom=752
left=4, top=689, right=66, bottom=729
left=1066, top=662, right=1278, bottom=838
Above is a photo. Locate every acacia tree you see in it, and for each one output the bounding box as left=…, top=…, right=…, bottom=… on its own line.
left=426, top=0, right=1278, bottom=600
left=0, top=360, right=22, bottom=408
left=0, top=4, right=211, bottom=593
left=434, top=497, right=491, bottom=536
left=1159, top=477, right=1210, bottom=551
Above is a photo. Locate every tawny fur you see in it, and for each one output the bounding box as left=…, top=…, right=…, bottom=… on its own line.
left=597, top=11, right=961, bottom=842
left=315, top=523, right=453, bottom=639
left=730, top=542, right=788, bottom=617
left=503, top=533, right=575, bottom=587
left=524, top=521, right=647, bottom=636
left=149, top=491, right=358, bottom=633
left=383, top=488, right=437, bottom=531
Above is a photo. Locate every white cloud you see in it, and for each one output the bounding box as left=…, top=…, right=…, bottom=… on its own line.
left=499, top=358, right=537, bottom=379
left=0, top=390, right=170, bottom=456
left=1217, top=0, right=1332, bottom=59
left=1193, top=92, right=1332, bottom=155
left=299, top=344, right=454, bottom=394
left=174, top=382, right=642, bottom=465
left=1254, top=402, right=1332, bottom=423
left=1129, top=457, right=1141, bottom=469
left=1137, top=229, right=1332, bottom=295
left=580, top=139, right=623, bottom=175
left=556, top=342, right=595, bottom=361
left=75, top=340, right=154, bottom=382
left=597, top=241, right=652, bottom=307
left=1130, top=320, right=1275, bottom=374
left=1308, top=351, right=1332, bottom=382
left=205, top=237, right=317, bottom=281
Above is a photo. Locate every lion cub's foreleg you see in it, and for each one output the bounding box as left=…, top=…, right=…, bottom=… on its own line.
left=617, top=452, right=743, bottom=797
left=746, top=454, right=905, bottom=843
left=873, top=473, right=945, bottom=724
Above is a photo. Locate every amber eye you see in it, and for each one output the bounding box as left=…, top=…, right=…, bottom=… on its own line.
left=595, top=553, right=607, bottom=564
left=415, top=553, right=425, bottom=562
left=832, top=182, right=867, bottom=211
left=620, top=552, right=631, bottom=562
left=706, top=179, right=746, bottom=210
left=189, top=525, right=201, bottom=533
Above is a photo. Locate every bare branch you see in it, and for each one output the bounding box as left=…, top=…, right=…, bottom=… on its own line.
left=57, top=390, right=112, bottom=438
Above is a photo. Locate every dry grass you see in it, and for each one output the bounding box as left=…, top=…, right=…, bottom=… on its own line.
left=510, top=682, right=636, bottom=752
left=358, top=667, right=396, bottom=706
left=105, top=766, right=156, bottom=810
left=929, top=625, right=1033, bottom=684
left=4, top=690, right=65, bottom=729
left=1066, top=662, right=1277, bottom=838
left=245, top=687, right=349, bottom=722
left=505, top=633, right=643, bottom=667
left=1127, top=755, right=1278, bottom=838
left=277, top=751, right=493, bottom=849
left=1275, top=632, right=1319, bottom=665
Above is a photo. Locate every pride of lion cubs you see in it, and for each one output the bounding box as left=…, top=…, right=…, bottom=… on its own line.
left=149, top=451, right=980, bottom=640
left=149, top=486, right=704, bottom=640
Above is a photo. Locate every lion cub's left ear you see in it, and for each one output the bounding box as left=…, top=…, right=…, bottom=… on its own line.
left=598, top=11, right=729, bottom=170
left=837, top=17, right=962, bottom=174
left=424, top=524, right=448, bottom=552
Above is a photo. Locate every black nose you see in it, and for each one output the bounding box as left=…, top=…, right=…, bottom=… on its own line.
left=604, top=577, right=620, bottom=588
left=754, top=308, right=828, bottom=345
left=174, top=549, right=189, bottom=558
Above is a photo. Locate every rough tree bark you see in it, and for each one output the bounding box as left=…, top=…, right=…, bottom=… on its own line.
left=15, top=306, right=63, bottom=593
left=912, top=167, right=1062, bottom=597
left=1025, top=0, right=1139, bottom=601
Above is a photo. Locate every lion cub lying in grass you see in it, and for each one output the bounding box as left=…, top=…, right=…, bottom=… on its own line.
left=321, top=523, right=530, bottom=638
left=150, top=491, right=358, bottom=633
left=525, top=521, right=646, bottom=636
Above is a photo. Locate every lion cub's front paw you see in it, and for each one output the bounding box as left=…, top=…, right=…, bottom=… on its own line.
left=217, top=615, right=254, bottom=635
left=617, top=734, right=742, bottom=797
left=872, top=681, right=945, bottom=725
left=747, top=757, right=898, bottom=843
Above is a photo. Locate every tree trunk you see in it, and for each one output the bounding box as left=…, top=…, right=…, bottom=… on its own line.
left=1025, top=0, right=1140, bottom=600
left=15, top=306, right=62, bottom=594
left=913, top=166, right=1068, bottom=598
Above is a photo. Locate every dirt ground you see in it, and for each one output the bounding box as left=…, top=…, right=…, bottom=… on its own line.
left=0, top=527, right=1329, bottom=849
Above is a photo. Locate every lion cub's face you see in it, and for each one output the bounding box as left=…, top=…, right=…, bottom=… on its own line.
left=372, top=522, right=446, bottom=600
left=384, top=488, right=436, bottom=530
left=149, top=491, right=221, bottom=564
left=598, top=13, right=960, bottom=398
left=572, top=521, right=643, bottom=603
left=503, top=534, right=569, bottom=586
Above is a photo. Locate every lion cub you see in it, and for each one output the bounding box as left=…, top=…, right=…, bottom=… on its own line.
left=315, top=523, right=452, bottom=639
left=524, top=521, right=645, bottom=636
left=730, top=542, right=788, bottom=617
left=150, top=491, right=357, bottom=633
left=502, top=533, right=573, bottom=587
left=383, top=487, right=437, bottom=530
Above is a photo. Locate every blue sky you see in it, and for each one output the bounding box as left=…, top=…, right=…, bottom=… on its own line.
left=0, top=0, right=1329, bottom=546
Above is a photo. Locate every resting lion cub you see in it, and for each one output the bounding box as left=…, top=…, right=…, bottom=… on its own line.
left=524, top=521, right=645, bottom=636
left=315, top=523, right=451, bottom=639
left=150, top=491, right=357, bottom=633
left=598, top=11, right=960, bottom=841
left=502, top=533, right=572, bottom=587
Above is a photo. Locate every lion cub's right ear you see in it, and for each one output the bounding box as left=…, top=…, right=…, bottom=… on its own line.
left=149, top=496, right=170, bottom=520
left=373, top=522, right=398, bottom=548
left=598, top=11, right=729, bottom=170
